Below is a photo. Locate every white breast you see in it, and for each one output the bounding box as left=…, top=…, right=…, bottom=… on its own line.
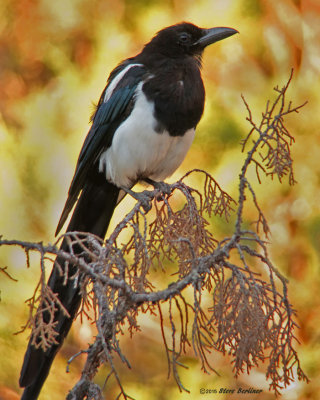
left=99, top=83, right=195, bottom=188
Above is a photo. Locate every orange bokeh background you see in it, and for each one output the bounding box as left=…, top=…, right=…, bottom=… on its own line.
left=1, top=1, right=320, bottom=399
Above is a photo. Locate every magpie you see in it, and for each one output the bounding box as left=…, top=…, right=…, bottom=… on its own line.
left=19, top=22, right=238, bottom=399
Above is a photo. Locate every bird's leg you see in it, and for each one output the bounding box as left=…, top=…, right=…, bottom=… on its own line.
left=144, top=178, right=172, bottom=195
left=121, top=186, right=153, bottom=212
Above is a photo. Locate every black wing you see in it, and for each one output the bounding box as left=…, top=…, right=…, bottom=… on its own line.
left=56, top=63, right=147, bottom=235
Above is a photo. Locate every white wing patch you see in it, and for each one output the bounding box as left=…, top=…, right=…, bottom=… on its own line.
left=99, top=83, right=195, bottom=188
left=103, top=63, right=143, bottom=103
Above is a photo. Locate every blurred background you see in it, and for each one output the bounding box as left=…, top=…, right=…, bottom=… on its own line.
left=1, top=0, right=320, bottom=399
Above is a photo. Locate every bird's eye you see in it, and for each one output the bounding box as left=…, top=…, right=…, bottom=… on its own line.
left=178, top=32, right=191, bottom=45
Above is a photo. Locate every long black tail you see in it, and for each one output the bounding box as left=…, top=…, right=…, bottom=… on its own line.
left=19, top=171, right=120, bottom=399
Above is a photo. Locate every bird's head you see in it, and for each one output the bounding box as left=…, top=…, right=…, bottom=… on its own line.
left=142, top=22, right=238, bottom=60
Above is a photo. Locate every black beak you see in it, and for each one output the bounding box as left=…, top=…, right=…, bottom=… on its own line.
left=194, top=27, right=238, bottom=48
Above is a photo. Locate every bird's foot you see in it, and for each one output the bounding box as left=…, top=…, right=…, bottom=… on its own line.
left=144, top=178, right=172, bottom=196
left=121, top=187, right=153, bottom=212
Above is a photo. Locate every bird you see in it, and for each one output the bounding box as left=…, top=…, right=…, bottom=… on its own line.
left=19, top=22, right=238, bottom=399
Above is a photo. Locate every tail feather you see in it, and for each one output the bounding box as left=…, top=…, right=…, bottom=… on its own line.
left=20, top=172, right=120, bottom=399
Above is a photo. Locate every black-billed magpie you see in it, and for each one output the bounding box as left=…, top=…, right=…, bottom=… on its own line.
left=19, top=22, right=237, bottom=399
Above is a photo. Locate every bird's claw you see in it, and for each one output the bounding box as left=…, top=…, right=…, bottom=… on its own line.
left=137, top=191, right=153, bottom=212
left=144, top=178, right=172, bottom=196
left=155, top=181, right=172, bottom=195
left=121, top=187, right=153, bottom=212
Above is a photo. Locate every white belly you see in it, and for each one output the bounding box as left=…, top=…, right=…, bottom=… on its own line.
left=99, top=84, right=195, bottom=188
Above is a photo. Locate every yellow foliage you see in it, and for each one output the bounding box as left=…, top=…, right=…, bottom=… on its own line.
left=1, top=0, right=320, bottom=398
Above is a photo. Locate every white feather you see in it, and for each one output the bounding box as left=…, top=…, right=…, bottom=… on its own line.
left=99, top=83, right=195, bottom=188
left=103, top=63, right=143, bottom=103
